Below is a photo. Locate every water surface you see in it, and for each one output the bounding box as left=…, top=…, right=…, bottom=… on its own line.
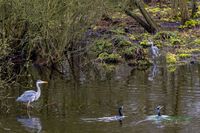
left=1, top=62, right=200, bottom=133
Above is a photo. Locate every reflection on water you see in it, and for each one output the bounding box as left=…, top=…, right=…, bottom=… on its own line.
left=81, top=115, right=125, bottom=123
left=17, top=115, right=42, bottom=133
left=148, top=63, right=158, bottom=81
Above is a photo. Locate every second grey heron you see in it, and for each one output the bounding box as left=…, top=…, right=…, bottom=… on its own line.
left=149, top=41, right=159, bottom=59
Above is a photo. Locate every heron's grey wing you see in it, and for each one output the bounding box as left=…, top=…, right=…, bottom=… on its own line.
left=153, top=46, right=159, bottom=56
left=16, top=90, right=37, bottom=102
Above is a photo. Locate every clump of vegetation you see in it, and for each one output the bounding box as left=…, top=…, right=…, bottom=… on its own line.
left=98, top=52, right=121, bottom=64
left=112, top=35, right=132, bottom=47
left=128, top=34, right=136, bottom=41
left=154, top=31, right=177, bottom=41
left=192, top=39, right=200, bottom=45
left=179, top=19, right=200, bottom=29
left=178, top=53, right=191, bottom=59
left=110, top=28, right=126, bottom=35
left=167, top=65, right=177, bottom=72
left=121, top=46, right=137, bottom=60
left=169, top=36, right=184, bottom=45
left=127, top=59, right=152, bottom=69
left=166, top=52, right=177, bottom=64
left=93, top=39, right=113, bottom=53
left=140, top=39, right=150, bottom=47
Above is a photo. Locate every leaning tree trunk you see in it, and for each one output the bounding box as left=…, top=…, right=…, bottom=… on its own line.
left=125, top=0, right=159, bottom=34
left=124, top=9, right=155, bottom=33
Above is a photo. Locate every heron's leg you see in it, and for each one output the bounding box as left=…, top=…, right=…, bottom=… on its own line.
left=27, top=101, right=30, bottom=110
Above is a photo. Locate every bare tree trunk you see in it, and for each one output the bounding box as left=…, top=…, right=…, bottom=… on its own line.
left=191, top=0, right=197, bottom=18
left=125, top=0, right=159, bottom=34
left=124, top=9, right=154, bottom=33
left=171, top=0, right=179, bottom=18
left=134, top=0, right=159, bottom=32
left=179, top=0, right=189, bottom=24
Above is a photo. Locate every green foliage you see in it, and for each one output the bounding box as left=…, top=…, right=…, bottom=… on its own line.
left=169, top=36, right=183, bottom=45
left=148, top=7, right=161, bottom=13
left=93, top=39, right=113, bottom=53
left=0, top=0, right=105, bottom=61
left=128, top=34, right=136, bottom=41
left=192, top=39, right=200, bottom=45
left=154, top=31, right=184, bottom=46
left=121, top=46, right=137, bottom=55
left=0, top=0, right=110, bottom=84
left=178, top=53, right=191, bottom=59
left=0, top=39, right=11, bottom=57
left=167, top=65, right=177, bottom=72
left=98, top=52, right=109, bottom=59
left=98, top=52, right=121, bottom=63
left=179, top=19, right=200, bottom=29
left=154, top=31, right=177, bottom=41
left=110, top=28, right=125, bottom=35
left=193, top=5, right=200, bottom=18
left=166, top=52, right=177, bottom=64
left=139, top=40, right=149, bottom=47
left=112, top=35, right=132, bottom=47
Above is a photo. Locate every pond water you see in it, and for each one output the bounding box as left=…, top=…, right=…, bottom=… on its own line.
left=1, top=61, right=200, bottom=133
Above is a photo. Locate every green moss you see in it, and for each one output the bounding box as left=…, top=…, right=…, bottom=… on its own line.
left=179, top=19, right=200, bottom=29
left=178, top=53, right=191, bottom=59
left=154, top=31, right=177, bottom=41
left=137, top=59, right=151, bottom=66
left=108, top=53, right=121, bottom=59
left=112, top=35, right=132, bottom=47
left=169, top=36, right=183, bottom=45
left=110, top=28, right=125, bottom=35
left=176, top=48, right=200, bottom=54
left=122, top=46, right=136, bottom=54
left=166, top=52, right=177, bottom=64
left=98, top=52, right=109, bottom=59
left=121, top=46, right=137, bottom=60
left=112, top=12, right=127, bottom=19
left=148, top=7, right=161, bottom=13
left=192, top=39, right=200, bottom=45
left=128, top=34, right=136, bottom=41
left=193, top=5, right=200, bottom=18
left=93, top=39, right=113, bottom=53
left=128, top=59, right=152, bottom=68
left=140, top=40, right=149, bottom=47
left=167, top=65, right=177, bottom=72
left=98, top=52, right=121, bottom=64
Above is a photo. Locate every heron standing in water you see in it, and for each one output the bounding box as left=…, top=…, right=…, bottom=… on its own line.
left=16, top=80, right=48, bottom=109
left=149, top=40, right=159, bottom=59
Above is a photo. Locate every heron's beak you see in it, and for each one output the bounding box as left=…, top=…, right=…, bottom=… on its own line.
left=42, top=81, right=48, bottom=83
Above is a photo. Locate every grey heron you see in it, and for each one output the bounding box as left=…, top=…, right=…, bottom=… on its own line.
left=16, top=80, right=48, bottom=108
left=149, top=41, right=159, bottom=59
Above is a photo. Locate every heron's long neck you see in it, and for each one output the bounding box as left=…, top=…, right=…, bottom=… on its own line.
left=157, top=109, right=161, bottom=116
left=36, top=83, right=41, bottom=95
left=118, top=108, right=123, bottom=116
